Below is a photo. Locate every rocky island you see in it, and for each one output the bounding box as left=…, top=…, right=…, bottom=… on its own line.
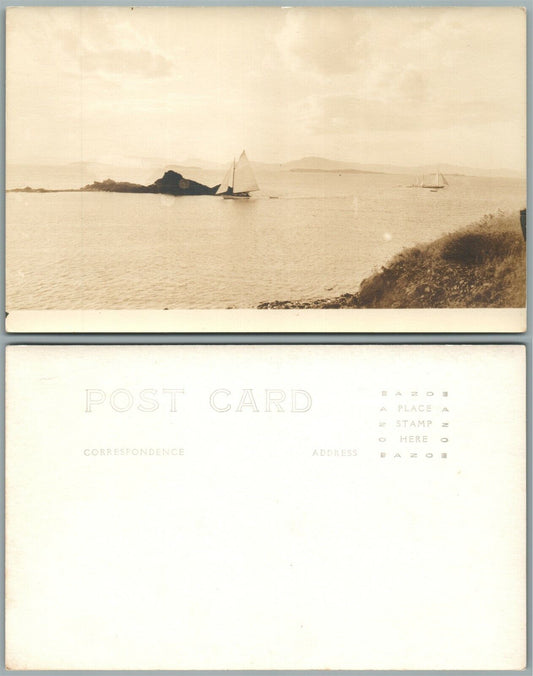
left=9, top=170, right=220, bottom=196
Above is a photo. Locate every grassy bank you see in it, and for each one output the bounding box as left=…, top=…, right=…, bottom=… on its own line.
left=258, top=210, right=526, bottom=309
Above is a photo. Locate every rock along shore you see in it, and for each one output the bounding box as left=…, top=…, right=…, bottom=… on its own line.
left=258, top=210, right=526, bottom=310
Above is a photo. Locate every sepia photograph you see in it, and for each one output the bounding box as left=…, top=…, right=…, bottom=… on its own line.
left=5, top=6, right=527, bottom=332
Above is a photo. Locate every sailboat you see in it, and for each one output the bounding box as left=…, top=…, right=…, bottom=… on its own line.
left=216, top=150, right=259, bottom=199
left=416, top=171, right=448, bottom=189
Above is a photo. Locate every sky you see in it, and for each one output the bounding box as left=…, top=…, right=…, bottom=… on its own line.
left=6, top=6, right=527, bottom=172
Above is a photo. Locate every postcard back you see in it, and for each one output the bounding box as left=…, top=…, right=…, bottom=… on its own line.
left=5, top=345, right=526, bottom=669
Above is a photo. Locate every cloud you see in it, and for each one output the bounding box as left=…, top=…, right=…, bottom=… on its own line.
left=275, top=8, right=372, bottom=77
left=397, top=69, right=428, bottom=103
left=310, top=93, right=521, bottom=136
left=6, top=6, right=526, bottom=170
left=82, top=48, right=173, bottom=79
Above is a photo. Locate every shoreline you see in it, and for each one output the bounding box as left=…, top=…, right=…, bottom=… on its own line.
left=258, top=210, right=526, bottom=310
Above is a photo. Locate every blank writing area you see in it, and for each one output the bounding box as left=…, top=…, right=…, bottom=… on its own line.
left=5, top=345, right=526, bottom=670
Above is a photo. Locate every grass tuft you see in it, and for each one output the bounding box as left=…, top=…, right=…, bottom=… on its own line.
left=258, top=210, right=526, bottom=309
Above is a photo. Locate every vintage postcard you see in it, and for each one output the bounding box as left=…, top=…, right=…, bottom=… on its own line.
left=5, top=6, right=527, bottom=332
left=6, top=345, right=526, bottom=669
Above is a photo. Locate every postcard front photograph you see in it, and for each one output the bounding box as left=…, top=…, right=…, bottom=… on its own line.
left=5, top=7, right=526, bottom=332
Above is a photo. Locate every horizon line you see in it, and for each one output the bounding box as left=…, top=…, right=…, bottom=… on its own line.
left=6, top=156, right=527, bottom=176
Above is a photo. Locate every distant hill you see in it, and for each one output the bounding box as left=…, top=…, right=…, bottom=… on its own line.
left=7, top=156, right=525, bottom=191
left=278, top=156, right=525, bottom=179
left=283, top=156, right=367, bottom=172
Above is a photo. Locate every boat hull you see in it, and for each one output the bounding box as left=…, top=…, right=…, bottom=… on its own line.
left=222, top=194, right=250, bottom=199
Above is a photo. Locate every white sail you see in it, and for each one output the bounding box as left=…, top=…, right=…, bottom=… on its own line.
left=233, top=151, right=259, bottom=194
left=420, top=172, right=447, bottom=188
left=216, top=162, right=234, bottom=195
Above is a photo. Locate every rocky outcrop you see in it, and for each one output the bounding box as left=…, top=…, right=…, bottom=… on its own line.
left=82, top=170, right=219, bottom=196
left=81, top=178, right=151, bottom=193
left=147, top=170, right=219, bottom=195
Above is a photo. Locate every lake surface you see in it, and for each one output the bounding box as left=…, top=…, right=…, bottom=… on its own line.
left=6, top=171, right=526, bottom=310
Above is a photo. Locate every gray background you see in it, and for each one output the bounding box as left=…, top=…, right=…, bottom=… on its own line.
left=1, top=0, right=531, bottom=674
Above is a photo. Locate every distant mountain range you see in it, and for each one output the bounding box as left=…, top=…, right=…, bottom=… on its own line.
left=6, top=156, right=524, bottom=191
left=274, top=156, right=524, bottom=179
left=69, top=156, right=528, bottom=180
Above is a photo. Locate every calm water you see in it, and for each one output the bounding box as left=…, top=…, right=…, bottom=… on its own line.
left=6, top=171, right=526, bottom=309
